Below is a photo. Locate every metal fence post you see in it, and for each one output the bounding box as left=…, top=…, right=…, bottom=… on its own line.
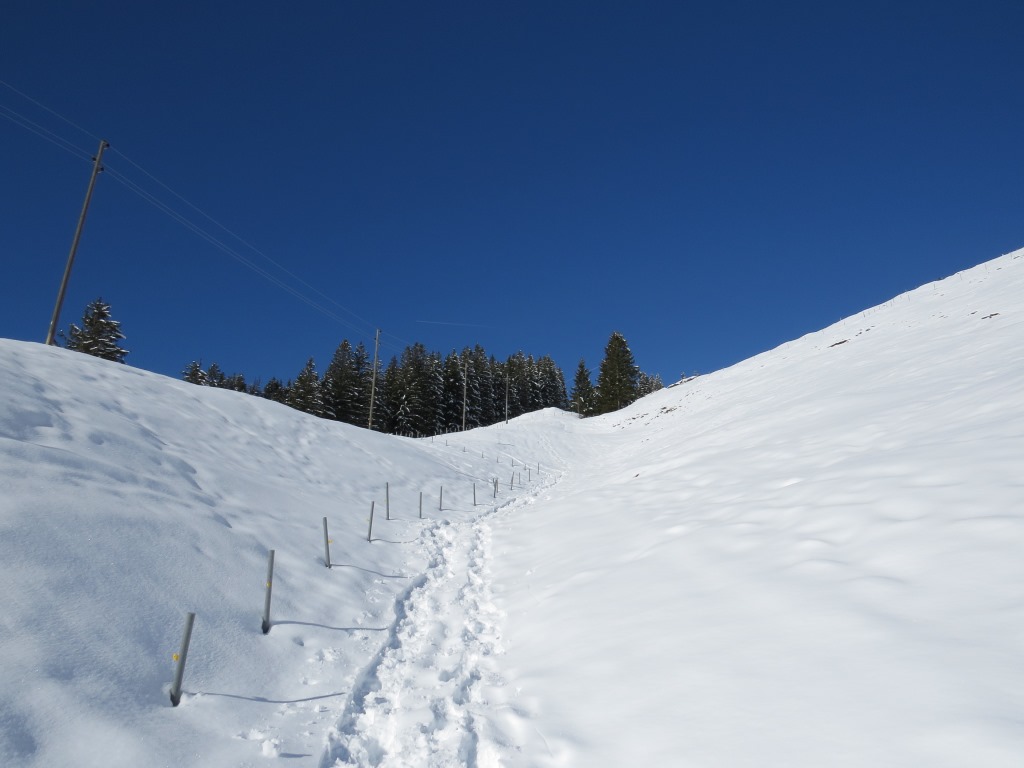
left=322, top=517, right=331, bottom=568
left=262, top=549, right=275, bottom=634
left=170, top=611, right=196, bottom=706
left=367, top=501, right=375, bottom=542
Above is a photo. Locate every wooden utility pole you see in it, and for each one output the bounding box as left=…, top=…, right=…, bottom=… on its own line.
left=505, top=374, right=509, bottom=424
left=367, top=328, right=380, bottom=430
left=46, top=139, right=109, bottom=345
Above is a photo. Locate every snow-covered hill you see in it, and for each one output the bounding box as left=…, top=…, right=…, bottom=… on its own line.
left=2, top=249, right=1023, bottom=766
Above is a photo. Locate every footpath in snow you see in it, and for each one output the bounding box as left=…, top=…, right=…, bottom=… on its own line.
left=322, top=468, right=558, bottom=767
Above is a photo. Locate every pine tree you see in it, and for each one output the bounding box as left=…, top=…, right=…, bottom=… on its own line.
left=286, top=358, right=325, bottom=416
left=206, top=362, right=226, bottom=388
left=570, top=359, right=597, bottom=416
left=223, top=373, right=246, bottom=392
left=395, top=343, right=443, bottom=436
left=471, top=346, right=496, bottom=427
left=637, top=371, right=664, bottom=397
left=323, top=340, right=358, bottom=423
left=441, top=351, right=465, bottom=431
left=351, top=341, right=373, bottom=427
left=262, top=377, right=288, bottom=403
left=504, top=352, right=530, bottom=420
left=595, top=331, right=639, bottom=414
left=182, top=360, right=207, bottom=385
left=377, top=357, right=403, bottom=433
left=61, top=297, right=128, bottom=363
left=537, top=355, right=568, bottom=409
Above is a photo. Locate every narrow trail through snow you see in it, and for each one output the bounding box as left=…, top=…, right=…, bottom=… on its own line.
left=319, top=466, right=562, bottom=767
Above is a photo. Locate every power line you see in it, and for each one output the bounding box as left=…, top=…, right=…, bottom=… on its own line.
left=103, top=166, right=380, bottom=340
left=0, top=80, right=398, bottom=348
left=0, top=78, right=101, bottom=142
left=107, top=145, right=386, bottom=336
left=0, top=80, right=485, bottom=361
left=0, top=104, right=92, bottom=162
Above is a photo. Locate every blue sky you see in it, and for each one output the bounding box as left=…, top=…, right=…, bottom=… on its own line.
left=2, top=1, right=1023, bottom=388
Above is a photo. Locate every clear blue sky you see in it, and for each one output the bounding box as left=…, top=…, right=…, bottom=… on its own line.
left=2, top=1, right=1023, bottom=387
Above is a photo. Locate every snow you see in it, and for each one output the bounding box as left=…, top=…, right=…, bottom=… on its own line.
left=2, top=249, right=1024, bottom=766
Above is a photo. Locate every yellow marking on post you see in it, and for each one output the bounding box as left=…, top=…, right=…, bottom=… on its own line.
left=173, top=653, right=180, bottom=662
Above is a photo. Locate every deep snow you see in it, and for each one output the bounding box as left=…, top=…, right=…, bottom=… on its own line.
left=2, top=248, right=1023, bottom=766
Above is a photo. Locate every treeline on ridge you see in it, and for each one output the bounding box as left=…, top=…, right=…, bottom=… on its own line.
left=181, top=332, right=663, bottom=435
left=48, top=298, right=664, bottom=435
left=183, top=342, right=570, bottom=436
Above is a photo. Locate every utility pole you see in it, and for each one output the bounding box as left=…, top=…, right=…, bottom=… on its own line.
left=505, top=374, right=509, bottom=425
left=461, top=359, right=468, bottom=431
left=46, top=139, right=109, bottom=345
left=367, top=329, right=380, bottom=430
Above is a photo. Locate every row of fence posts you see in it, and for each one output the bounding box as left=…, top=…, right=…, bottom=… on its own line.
left=169, top=459, right=544, bottom=706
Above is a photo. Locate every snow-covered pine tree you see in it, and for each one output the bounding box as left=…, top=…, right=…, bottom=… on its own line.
left=637, top=371, right=664, bottom=396
left=470, top=346, right=495, bottom=427
left=61, top=297, right=128, bottom=363
left=460, top=346, right=484, bottom=429
left=262, top=377, right=288, bottom=403
left=224, top=373, right=247, bottom=392
left=205, top=362, right=226, bottom=388
left=441, top=350, right=465, bottom=431
left=595, top=331, right=640, bottom=414
left=537, top=355, right=568, bottom=409
left=350, top=341, right=373, bottom=427
left=182, top=360, right=207, bottom=385
left=504, top=352, right=530, bottom=420
left=323, top=340, right=358, bottom=424
left=377, top=357, right=404, bottom=433
left=570, top=359, right=597, bottom=416
left=286, top=358, right=325, bottom=417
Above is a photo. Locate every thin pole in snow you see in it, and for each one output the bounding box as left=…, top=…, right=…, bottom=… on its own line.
left=261, top=550, right=275, bottom=633
left=322, top=518, right=331, bottom=568
left=170, top=611, right=196, bottom=706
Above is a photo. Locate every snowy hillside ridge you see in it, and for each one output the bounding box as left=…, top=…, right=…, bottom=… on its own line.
left=2, top=245, right=1024, bottom=766
left=614, top=248, right=1023, bottom=430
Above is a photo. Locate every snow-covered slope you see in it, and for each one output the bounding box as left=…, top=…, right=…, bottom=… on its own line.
left=0, top=342, right=551, bottom=766
left=1, top=249, right=1023, bottom=766
left=483, top=252, right=1024, bottom=766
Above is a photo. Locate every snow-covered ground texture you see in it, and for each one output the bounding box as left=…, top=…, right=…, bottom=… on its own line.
left=2, top=249, right=1023, bottom=767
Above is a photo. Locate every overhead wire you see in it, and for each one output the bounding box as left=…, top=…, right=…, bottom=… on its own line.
left=0, top=80, right=420, bottom=355
left=102, top=166, right=380, bottom=340
left=0, top=103, right=93, bottom=163
left=0, top=78, right=101, bottom=143
left=107, top=145, right=392, bottom=341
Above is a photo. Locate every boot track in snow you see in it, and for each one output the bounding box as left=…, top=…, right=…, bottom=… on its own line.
left=319, top=471, right=559, bottom=767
